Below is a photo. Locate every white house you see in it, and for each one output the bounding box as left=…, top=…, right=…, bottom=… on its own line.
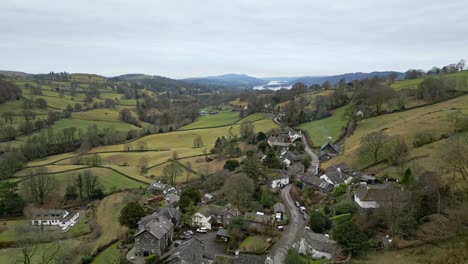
left=298, top=230, right=340, bottom=260
left=191, top=212, right=212, bottom=230
left=267, top=173, right=290, bottom=189
left=320, top=163, right=353, bottom=186
left=31, top=209, right=79, bottom=228
left=354, top=184, right=409, bottom=209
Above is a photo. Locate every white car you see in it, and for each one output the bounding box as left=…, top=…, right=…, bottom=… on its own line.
left=196, top=227, right=208, bottom=233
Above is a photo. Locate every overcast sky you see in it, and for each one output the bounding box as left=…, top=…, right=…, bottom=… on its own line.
left=1, top=0, right=467, bottom=79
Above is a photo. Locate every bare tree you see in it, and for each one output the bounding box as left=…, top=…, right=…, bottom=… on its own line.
left=2, top=111, right=15, bottom=124
left=14, top=239, right=62, bottom=264
left=185, top=161, right=192, bottom=183
left=123, top=143, right=132, bottom=152
left=136, top=141, right=147, bottom=151
left=139, top=157, right=148, bottom=175
left=358, top=131, right=389, bottom=163
left=193, top=135, right=204, bottom=148
left=441, top=135, right=468, bottom=187
left=21, top=170, right=55, bottom=205
left=387, top=136, right=409, bottom=167
left=163, top=162, right=183, bottom=185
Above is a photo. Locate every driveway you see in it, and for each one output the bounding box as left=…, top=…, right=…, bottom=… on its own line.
left=269, top=184, right=306, bottom=264
left=194, top=231, right=227, bottom=259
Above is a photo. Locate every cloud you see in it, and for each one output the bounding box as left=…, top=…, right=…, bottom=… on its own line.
left=1, top=0, right=467, bottom=78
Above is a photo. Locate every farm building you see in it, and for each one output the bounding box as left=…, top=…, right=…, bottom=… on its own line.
left=354, top=183, right=409, bottom=209
left=298, top=230, right=340, bottom=260
left=31, top=209, right=79, bottom=228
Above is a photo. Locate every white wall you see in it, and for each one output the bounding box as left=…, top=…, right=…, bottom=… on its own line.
left=354, top=194, right=379, bottom=209
left=192, top=213, right=211, bottom=229
left=271, top=177, right=289, bottom=188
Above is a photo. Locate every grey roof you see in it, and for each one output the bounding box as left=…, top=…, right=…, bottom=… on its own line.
left=217, top=228, right=229, bottom=237
left=320, top=141, right=340, bottom=153
left=274, top=202, right=286, bottom=213
left=233, top=254, right=266, bottom=264
left=300, top=175, right=333, bottom=193
left=244, top=212, right=274, bottom=225
left=354, top=184, right=409, bottom=203
left=166, top=194, right=180, bottom=205
left=137, top=207, right=181, bottom=227
left=135, top=216, right=173, bottom=239
left=303, top=230, right=338, bottom=254
left=162, top=238, right=209, bottom=264
left=286, top=163, right=305, bottom=176
left=322, top=163, right=352, bottom=185
left=32, top=209, right=67, bottom=220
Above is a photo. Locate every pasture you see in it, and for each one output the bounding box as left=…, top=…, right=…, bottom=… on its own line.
left=298, top=106, right=347, bottom=146
left=181, top=111, right=241, bottom=130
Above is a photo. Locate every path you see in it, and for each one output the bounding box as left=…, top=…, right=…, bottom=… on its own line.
left=270, top=184, right=305, bottom=264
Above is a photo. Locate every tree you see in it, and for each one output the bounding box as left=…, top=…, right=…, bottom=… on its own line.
left=256, top=131, right=267, bottom=142
left=74, top=103, right=82, bottom=111
left=388, top=72, right=399, bottom=82
left=331, top=221, right=368, bottom=254
left=136, top=141, right=147, bottom=151
left=0, top=152, right=26, bottom=179
left=240, top=122, right=255, bottom=143
left=0, top=186, right=26, bottom=217
left=309, top=211, right=330, bottom=233
left=322, top=81, right=331, bottom=90
left=22, top=110, right=36, bottom=123
left=35, top=98, right=47, bottom=109
left=441, top=135, right=468, bottom=186
left=224, top=160, right=240, bottom=171
left=401, top=168, right=414, bottom=187
left=387, top=136, right=409, bottom=166
left=1, top=111, right=14, bottom=124
left=417, top=77, right=447, bottom=102
left=21, top=172, right=55, bottom=204
left=301, top=156, right=311, bottom=170
left=182, top=201, right=196, bottom=226
left=447, top=110, right=468, bottom=133
left=222, top=174, right=254, bottom=208
left=242, top=152, right=262, bottom=182
left=358, top=131, right=389, bottom=163
left=163, top=162, right=183, bottom=185
left=405, top=69, right=425, bottom=80
left=185, top=161, right=192, bottom=183
left=64, top=185, right=78, bottom=201
left=14, top=239, right=62, bottom=264
left=262, top=148, right=283, bottom=169
left=193, top=135, right=204, bottom=148
left=139, top=157, right=148, bottom=174
left=179, top=187, right=201, bottom=211
left=82, top=170, right=103, bottom=199
left=74, top=173, right=84, bottom=199
left=118, top=201, right=146, bottom=229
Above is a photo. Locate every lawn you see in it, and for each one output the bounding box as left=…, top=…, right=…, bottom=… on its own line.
left=299, top=106, right=348, bottom=147
left=92, top=242, right=120, bottom=264
left=229, top=98, right=248, bottom=107
left=237, top=112, right=267, bottom=123
left=181, top=111, right=242, bottom=130
left=239, top=236, right=271, bottom=253
left=390, top=70, right=468, bottom=91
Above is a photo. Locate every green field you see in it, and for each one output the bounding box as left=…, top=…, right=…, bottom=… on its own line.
left=181, top=111, right=241, bottom=130
left=298, top=106, right=348, bottom=146
left=92, top=242, right=120, bottom=264
left=73, top=108, right=121, bottom=122
left=390, top=70, right=468, bottom=91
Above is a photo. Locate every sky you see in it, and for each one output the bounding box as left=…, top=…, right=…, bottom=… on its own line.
left=1, top=0, right=467, bottom=79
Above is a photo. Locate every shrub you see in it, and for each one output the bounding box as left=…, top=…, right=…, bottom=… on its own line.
left=335, top=201, right=356, bottom=215
left=413, top=133, right=434, bottom=148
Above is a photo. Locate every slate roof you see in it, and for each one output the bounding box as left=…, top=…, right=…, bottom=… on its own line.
left=300, top=175, right=333, bottom=193
left=303, top=230, right=338, bottom=254
left=216, top=228, right=229, bottom=238
left=32, top=209, right=67, bottom=220
left=162, top=238, right=209, bottom=264
left=354, top=184, right=409, bottom=203
left=320, top=141, right=340, bottom=154
left=286, top=163, right=305, bottom=176
left=135, top=216, right=173, bottom=239
left=322, top=163, right=353, bottom=185
left=273, top=202, right=286, bottom=213
left=137, top=207, right=181, bottom=227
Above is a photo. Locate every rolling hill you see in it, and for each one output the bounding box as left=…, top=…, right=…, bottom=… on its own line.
left=292, top=71, right=405, bottom=86
left=183, top=73, right=268, bottom=89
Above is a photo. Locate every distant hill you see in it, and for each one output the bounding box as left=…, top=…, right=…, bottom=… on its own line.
left=183, top=74, right=268, bottom=89
left=0, top=70, right=33, bottom=78
left=292, top=71, right=405, bottom=86
left=113, top=74, right=213, bottom=91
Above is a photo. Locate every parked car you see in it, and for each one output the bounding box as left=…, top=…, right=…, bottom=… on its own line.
left=294, top=201, right=300, bottom=207
left=174, top=240, right=183, bottom=247
left=277, top=225, right=284, bottom=231
left=196, top=227, right=208, bottom=233
left=185, top=230, right=194, bottom=235
left=300, top=206, right=307, bottom=214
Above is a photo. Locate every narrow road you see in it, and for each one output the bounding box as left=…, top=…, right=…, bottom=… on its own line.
left=300, top=133, right=319, bottom=175
left=270, top=184, right=305, bottom=264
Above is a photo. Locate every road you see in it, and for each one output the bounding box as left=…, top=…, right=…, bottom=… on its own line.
left=270, top=184, right=305, bottom=264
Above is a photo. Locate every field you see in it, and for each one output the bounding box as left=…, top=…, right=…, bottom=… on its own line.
left=328, top=95, right=468, bottom=172
left=72, top=108, right=122, bottom=122
left=298, top=106, right=347, bottom=146
left=390, top=70, right=468, bottom=91
left=92, top=242, right=120, bottom=264
left=181, top=111, right=241, bottom=130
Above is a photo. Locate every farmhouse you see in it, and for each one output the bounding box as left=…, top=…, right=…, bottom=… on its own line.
left=300, top=174, right=333, bottom=193
left=148, top=181, right=178, bottom=195
left=134, top=215, right=174, bottom=257
left=31, top=209, right=79, bottom=228
left=192, top=211, right=212, bottom=230
left=265, top=171, right=289, bottom=189
left=298, top=230, right=340, bottom=260
left=354, top=183, right=409, bottom=209
left=320, top=163, right=353, bottom=186
left=319, top=137, right=340, bottom=161
left=138, top=207, right=182, bottom=228
left=192, top=204, right=241, bottom=228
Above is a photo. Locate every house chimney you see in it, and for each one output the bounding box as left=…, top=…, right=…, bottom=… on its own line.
left=235, top=250, right=239, bottom=257
left=327, top=136, right=332, bottom=143
left=337, top=167, right=342, bottom=180
left=325, top=234, right=329, bottom=239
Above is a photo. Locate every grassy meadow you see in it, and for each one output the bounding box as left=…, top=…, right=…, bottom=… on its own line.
left=181, top=111, right=242, bottom=130
left=298, top=106, right=347, bottom=146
